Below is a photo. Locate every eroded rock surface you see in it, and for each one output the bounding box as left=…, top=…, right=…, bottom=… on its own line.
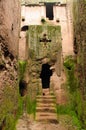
left=0, top=0, right=20, bottom=56
left=0, top=0, right=20, bottom=127
left=0, top=37, right=17, bottom=94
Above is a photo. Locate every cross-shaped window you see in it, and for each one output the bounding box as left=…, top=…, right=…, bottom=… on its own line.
left=39, top=33, right=51, bottom=46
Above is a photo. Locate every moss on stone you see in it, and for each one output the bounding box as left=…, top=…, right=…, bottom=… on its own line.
left=72, top=0, right=86, bottom=128
left=0, top=85, right=19, bottom=130
left=63, top=56, right=78, bottom=92
left=19, top=60, right=27, bottom=80
left=27, top=25, right=61, bottom=59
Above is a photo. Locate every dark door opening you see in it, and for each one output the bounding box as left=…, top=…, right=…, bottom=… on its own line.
left=40, top=63, right=52, bottom=89
left=45, top=3, right=54, bottom=20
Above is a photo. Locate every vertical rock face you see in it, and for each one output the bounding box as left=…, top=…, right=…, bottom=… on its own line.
left=77, top=1, right=86, bottom=94
left=0, top=0, right=20, bottom=128
left=0, top=0, right=20, bottom=56
left=72, top=0, right=86, bottom=128
left=73, top=0, right=86, bottom=94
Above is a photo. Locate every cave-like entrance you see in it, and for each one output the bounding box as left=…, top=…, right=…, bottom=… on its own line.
left=40, top=61, right=52, bottom=89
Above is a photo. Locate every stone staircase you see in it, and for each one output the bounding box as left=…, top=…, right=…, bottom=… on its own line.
left=35, top=92, right=58, bottom=124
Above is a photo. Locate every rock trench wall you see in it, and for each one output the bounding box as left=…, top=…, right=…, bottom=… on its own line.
left=73, top=0, right=86, bottom=94
left=72, top=0, right=86, bottom=128
left=0, top=0, right=20, bottom=129
left=0, top=0, right=20, bottom=56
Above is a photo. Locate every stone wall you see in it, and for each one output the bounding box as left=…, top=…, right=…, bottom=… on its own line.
left=27, top=25, right=62, bottom=98
left=73, top=0, right=86, bottom=96
left=0, top=0, right=20, bottom=128
left=0, top=0, right=20, bottom=56
left=72, top=0, right=86, bottom=128
left=21, top=5, right=46, bottom=25
left=21, top=0, right=67, bottom=5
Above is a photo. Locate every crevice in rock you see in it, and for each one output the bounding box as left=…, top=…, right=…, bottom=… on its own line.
left=0, top=64, right=5, bottom=70
left=0, top=36, right=17, bottom=88
left=11, top=24, right=13, bottom=31
left=0, top=118, right=6, bottom=130
left=19, top=80, right=27, bottom=96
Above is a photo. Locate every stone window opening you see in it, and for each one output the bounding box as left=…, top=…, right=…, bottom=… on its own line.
left=21, top=25, right=29, bottom=31
left=22, top=17, right=25, bottom=22
left=45, top=3, right=54, bottom=20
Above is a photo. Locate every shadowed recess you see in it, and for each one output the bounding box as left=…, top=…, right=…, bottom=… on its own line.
left=21, top=25, right=29, bottom=31
left=19, top=80, right=27, bottom=96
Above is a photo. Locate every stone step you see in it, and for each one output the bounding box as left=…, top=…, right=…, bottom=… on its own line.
left=36, top=97, right=55, bottom=100
left=37, top=103, right=55, bottom=108
left=36, top=107, right=56, bottom=113
left=36, top=92, right=57, bottom=122
left=36, top=98, right=55, bottom=102
left=36, top=94, right=55, bottom=98
left=36, top=111, right=57, bottom=115
left=36, top=99, right=55, bottom=104
left=36, top=119, right=59, bottom=124
left=36, top=112, right=57, bottom=120
left=36, top=106, right=56, bottom=110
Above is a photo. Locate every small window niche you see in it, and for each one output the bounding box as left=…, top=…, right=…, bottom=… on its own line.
left=21, top=16, right=25, bottom=22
